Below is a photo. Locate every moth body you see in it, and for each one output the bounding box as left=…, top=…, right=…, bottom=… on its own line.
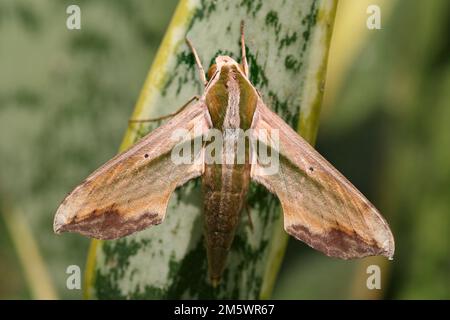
left=202, top=58, right=257, bottom=284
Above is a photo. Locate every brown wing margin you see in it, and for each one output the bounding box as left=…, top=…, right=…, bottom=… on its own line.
left=54, top=101, right=210, bottom=240
left=250, top=100, right=394, bottom=259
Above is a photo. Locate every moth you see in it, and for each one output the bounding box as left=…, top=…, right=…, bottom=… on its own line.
left=54, top=23, right=394, bottom=286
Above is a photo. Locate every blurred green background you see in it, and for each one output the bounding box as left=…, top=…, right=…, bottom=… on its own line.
left=0, top=0, right=448, bottom=299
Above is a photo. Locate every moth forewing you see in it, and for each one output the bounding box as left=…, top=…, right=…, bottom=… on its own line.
left=250, top=99, right=395, bottom=259
left=53, top=101, right=210, bottom=239
left=170, top=118, right=206, bottom=166
left=250, top=126, right=280, bottom=177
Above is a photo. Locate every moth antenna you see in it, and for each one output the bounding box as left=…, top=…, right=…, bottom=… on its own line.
left=240, top=20, right=249, bottom=77
left=128, top=95, right=199, bottom=124
left=185, top=38, right=207, bottom=86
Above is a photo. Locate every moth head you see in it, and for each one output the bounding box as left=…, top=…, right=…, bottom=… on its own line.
left=208, top=55, right=247, bottom=81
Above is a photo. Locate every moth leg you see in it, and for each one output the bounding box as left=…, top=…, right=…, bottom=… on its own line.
left=185, top=38, right=207, bottom=86
left=240, top=20, right=249, bottom=77
left=128, top=95, right=200, bottom=124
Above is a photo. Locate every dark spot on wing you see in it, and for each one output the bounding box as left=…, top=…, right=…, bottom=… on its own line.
left=60, top=207, right=161, bottom=240
left=286, top=224, right=388, bottom=259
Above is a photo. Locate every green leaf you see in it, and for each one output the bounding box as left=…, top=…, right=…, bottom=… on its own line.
left=85, top=0, right=337, bottom=299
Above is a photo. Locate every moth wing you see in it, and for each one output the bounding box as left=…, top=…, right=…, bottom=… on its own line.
left=54, top=101, right=210, bottom=239
left=250, top=100, right=394, bottom=259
